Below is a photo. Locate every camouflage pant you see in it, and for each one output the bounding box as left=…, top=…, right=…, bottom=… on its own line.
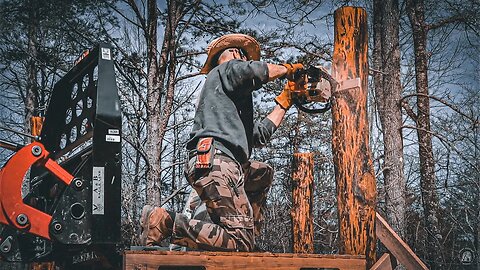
left=171, top=152, right=273, bottom=251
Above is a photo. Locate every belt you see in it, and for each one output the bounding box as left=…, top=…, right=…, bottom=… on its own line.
left=188, top=149, right=232, bottom=162
left=187, top=149, right=250, bottom=173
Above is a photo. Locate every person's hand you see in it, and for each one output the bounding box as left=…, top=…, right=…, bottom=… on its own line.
left=282, top=63, right=304, bottom=81
left=275, top=81, right=295, bottom=110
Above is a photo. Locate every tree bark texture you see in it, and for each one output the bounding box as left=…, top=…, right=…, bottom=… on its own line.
left=143, top=0, right=183, bottom=205
left=476, top=127, right=480, bottom=270
left=332, top=7, right=377, bottom=268
left=25, top=0, right=38, bottom=144
left=372, top=0, right=407, bottom=238
left=291, top=153, right=314, bottom=254
left=144, top=0, right=162, bottom=205
left=406, top=0, right=443, bottom=268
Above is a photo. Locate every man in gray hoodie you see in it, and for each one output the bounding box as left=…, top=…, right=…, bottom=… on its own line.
left=140, top=33, right=303, bottom=251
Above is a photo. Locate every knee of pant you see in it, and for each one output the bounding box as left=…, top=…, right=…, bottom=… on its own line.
left=232, top=228, right=255, bottom=252
left=263, top=164, right=274, bottom=186
left=245, top=161, right=274, bottom=191
left=256, top=165, right=274, bottom=190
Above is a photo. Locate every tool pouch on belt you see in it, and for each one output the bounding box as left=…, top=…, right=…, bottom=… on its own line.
left=195, top=137, right=215, bottom=169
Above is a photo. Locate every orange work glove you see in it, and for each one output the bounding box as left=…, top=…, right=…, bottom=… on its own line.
left=282, top=63, right=304, bottom=81
left=275, top=81, right=295, bottom=110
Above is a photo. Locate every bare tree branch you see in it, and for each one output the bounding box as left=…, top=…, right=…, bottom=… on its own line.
left=401, top=93, right=478, bottom=125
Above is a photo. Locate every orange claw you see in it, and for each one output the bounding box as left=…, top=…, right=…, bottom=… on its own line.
left=0, top=142, right=74, bottom=240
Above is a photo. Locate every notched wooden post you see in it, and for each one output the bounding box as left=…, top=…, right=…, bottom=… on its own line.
left=291, top=152, right=314, bottom=254
left=332, top=6, right=377, bottom=268
left=31, top=116, right=44, bottom=137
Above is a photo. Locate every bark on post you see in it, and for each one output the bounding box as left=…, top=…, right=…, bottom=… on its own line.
left=332, top=7, right=377, bottom=267
left=291, top=152, right=314, bottom=254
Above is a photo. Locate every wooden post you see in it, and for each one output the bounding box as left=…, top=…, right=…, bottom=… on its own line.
left=332, top=6, right=377, bottom=267
left=291, top=152, right=314, bottom=253
left=30, top=116, right=44, bottom=137
left=30, top=262, right=55, bottom=270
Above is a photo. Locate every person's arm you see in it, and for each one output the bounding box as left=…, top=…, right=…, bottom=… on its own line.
left=252, top=105, right=288, bottom=148
left=266, top=104, right=287, bottom=127
left=266, top=63, right=304, bottom=82
left=220, top=61, right=304, bottom=96
left=221, top=60, right=269, bottom=95
left=252, top=74, right=299, bottom=148
left=266, top=64, right=288, bottom=81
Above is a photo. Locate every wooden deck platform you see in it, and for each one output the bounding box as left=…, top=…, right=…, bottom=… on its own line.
left=123, top=250, right=366, bottom=270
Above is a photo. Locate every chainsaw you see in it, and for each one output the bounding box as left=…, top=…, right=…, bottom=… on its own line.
left=288, top=65, right=337, bottom=114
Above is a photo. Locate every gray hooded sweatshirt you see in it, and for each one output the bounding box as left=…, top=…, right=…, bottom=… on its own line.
left=187, top=59, right=277, bottom=164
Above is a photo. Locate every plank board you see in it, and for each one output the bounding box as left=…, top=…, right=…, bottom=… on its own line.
left=124, top=251, right=366, bottom=270
left=369, top=253, right=395, bottom=270
left=376, top=213, right=428, bottom=269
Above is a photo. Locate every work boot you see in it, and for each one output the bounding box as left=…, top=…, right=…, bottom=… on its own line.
left=139, top=205, right=174, bottom=246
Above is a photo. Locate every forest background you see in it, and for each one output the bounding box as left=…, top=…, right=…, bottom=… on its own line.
left=0, top=0, right=478, bottom=269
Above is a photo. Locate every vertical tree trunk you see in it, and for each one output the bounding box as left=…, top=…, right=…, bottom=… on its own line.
left=406, top=0, right=443, bottom=268
left=473, top=124, right=479, bottom=270
left=332, top=6, right=377, bottom=268
left=372, top=0, right=407, bottom=238
left=291, top=153, right=314, bottom=254
left=145, top=0, right=162, bottom=205
left=143, top=0, right=182, bottom=205
left=24, top=0, right=39, bottom=198
left=25, top=0, right=38, bottom=143
left=132, top=114, right=143, bottom=221
left=477, top=192, right=480, bottom=270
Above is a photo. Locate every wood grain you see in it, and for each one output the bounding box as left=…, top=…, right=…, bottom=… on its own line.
left=332, top=6, right=377, bottom=268
left=291, top=152, right=314, bottom=254
left=376, top=213, right=428, bottom=270
left=124, top=251, right=366, bottom=270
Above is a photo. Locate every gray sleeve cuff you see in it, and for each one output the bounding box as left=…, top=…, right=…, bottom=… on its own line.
left=252, top=117, right=277, bottom=148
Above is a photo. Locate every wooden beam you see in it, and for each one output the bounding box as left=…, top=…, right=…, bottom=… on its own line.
left=123, top=251, right=366, bottom=270
left=332, top=6, right=377, bottom=268
left=30, top=262, right=55, bottom=270
left=30, top=116, right=44, bottom=137
left=369, top=253, right=395, bottom=270
left=376, top=213, right=428, bottom=270
left=291, top=152, right=314, bottom=253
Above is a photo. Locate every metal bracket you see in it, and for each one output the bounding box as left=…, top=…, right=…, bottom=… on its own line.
left=0, top=142, right=74, bottom=240
left=336, top=78, right=362, bottom=92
